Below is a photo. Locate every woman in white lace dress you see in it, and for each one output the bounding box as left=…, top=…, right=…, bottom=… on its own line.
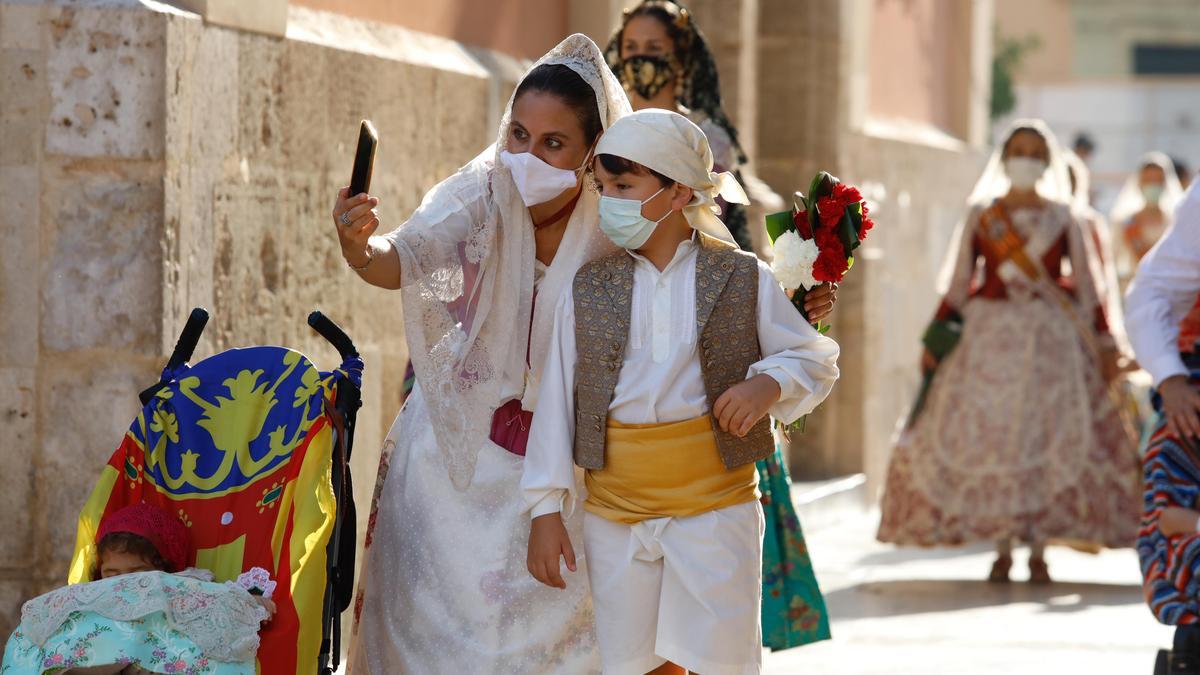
left=331, top=35, right=630, bottom=673
left=877, top=120, right=1140, bottom=584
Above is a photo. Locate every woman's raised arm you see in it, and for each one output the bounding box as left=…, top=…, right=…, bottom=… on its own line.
left=332, top=187, right=403, bottom=290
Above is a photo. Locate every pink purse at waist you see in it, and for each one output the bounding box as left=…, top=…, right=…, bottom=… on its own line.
left=489, top=289, right=538, bottom=456
left=490, top=398, right=533, bottom=456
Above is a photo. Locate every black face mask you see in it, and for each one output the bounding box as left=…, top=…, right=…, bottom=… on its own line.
left=618, top=54, right=677, bottom=101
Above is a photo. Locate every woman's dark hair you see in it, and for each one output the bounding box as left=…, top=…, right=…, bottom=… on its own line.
left=514, top=64, right=603, bottom=145
left=1173, top=156, right=1191, bottom=183
left=623, top=2, right=693, bottom=68
left=1001, top=126, right=1049, bottom=159
left=94, top=531, right=173, bottom=579
left=597, top=153, right=674, bottom=188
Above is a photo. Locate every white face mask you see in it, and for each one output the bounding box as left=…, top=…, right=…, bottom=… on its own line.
left=1005, top=157, right=1047, bottom=191
left=598, top=187, right=674, bottom=249
left=499, top=149, right=590, bottom=207
left=1142, top=183, right=1165, bottom=204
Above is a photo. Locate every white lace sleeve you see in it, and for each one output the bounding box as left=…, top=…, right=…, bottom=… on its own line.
left=938, top=204, right=984, bottom=313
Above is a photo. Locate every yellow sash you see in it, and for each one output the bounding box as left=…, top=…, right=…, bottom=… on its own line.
left=583, top=415, right=761, bottom=525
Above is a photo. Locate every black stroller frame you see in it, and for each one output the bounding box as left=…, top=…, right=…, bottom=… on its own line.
left=139, top=307, right=361, bottom=675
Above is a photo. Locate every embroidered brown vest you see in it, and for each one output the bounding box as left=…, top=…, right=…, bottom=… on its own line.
left=571, top=234, right=775, bottom=471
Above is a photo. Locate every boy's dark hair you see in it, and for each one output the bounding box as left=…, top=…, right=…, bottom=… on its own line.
left=95, top=531, right=173, bottom=578
left=514, top=64, right=604, bottom=145
left=597, top=153, right=675, bottom=188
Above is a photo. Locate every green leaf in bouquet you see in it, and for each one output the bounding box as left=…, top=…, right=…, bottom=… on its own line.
left=846, top=255, right=855, bottom=270
left=837, top=209, right=860, bottom=253
left=765, top=210, right=795, bottom=244
left=848, top=202, right=864, bottom=229
left=779, top=415, right=808, bottom=435
left=809, top=172, right=836, bottom=201
left=790, top=286, right=811, bottom=320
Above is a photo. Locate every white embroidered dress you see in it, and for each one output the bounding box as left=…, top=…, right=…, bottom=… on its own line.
left=346, top=35, right=631, bottom=674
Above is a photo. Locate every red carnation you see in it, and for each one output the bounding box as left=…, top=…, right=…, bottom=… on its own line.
left=813, top=246, right=849, bottom=283
left=813, top=223, right=841, bottom=249
left=859, top=216, right=875, bottom=241
left=793, top=209, right=813, bottom=239
left=831, top=183, right=862, bottom=208
left=817, top=196, right=845, bottom=229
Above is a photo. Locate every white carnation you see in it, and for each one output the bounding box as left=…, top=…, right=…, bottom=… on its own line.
left=770, top=230, right=820, bottom=290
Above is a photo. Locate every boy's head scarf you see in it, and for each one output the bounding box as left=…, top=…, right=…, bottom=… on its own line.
left=596, top=108, right=748, bottom=244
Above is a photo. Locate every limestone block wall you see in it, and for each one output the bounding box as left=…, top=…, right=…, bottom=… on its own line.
left=0, top=0, right=523, bottom=638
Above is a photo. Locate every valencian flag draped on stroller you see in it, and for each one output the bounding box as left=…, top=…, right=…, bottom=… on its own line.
left=65, top=309, right=363, bottom=675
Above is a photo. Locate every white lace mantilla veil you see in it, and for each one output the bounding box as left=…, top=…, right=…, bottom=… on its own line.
left=1108, top=151, right=1185, bottom=228
left=1065, top=149, right=1133, bottom=356
left=936, top=119, right=1093, bottom=302
left=387, top=34, right=630, bottom=488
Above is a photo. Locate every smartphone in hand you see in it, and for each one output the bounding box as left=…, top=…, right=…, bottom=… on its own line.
left=350, top=120, right=378, bottom=197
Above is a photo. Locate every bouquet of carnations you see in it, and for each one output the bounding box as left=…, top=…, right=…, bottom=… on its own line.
left=766, top=171, right=875, bottom=332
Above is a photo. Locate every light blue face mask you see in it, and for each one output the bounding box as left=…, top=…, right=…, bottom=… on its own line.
left=598, top=187, right=673, bottom=249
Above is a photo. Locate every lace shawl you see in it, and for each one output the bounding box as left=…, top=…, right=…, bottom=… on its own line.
left=383, top=34, right=630, bottom=488
left=19, top=572, right=269, bottom=663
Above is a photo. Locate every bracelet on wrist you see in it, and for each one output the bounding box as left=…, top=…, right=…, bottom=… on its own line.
left=346, top=244, right=374, bottom=271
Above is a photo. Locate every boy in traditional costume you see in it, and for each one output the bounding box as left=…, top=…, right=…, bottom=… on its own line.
left=521, top=109, right=840, bottom=675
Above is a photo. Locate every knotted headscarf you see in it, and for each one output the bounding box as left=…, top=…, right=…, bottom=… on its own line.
left=596, top=108, right=748, bottom=243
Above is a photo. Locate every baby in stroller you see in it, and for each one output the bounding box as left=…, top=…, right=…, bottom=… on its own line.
left=3, top=502, right=275, bottom=674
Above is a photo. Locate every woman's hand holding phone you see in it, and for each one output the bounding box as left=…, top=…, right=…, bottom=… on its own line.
left=332, top=188, right=380, bottom=268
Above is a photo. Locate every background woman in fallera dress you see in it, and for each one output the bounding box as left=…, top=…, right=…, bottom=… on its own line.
left=878, top=120, right=1140, bottom=584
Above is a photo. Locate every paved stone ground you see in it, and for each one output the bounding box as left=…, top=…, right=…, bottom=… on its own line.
left=764, top=511, right=1174, bottom=674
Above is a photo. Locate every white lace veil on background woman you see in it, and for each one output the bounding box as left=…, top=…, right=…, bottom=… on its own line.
left=1108, top=151, right=1184, bottom=280
left=386, top=34, right=631, bottom=488
left=1064, top=150, right=1134, bottom=357
left=1108, top=151, right=1184, bottom=229
left=936, top=119, right=1087, bottom=307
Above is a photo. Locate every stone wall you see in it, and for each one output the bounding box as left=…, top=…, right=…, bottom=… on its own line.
left=0, top=0, right=524, bottom=639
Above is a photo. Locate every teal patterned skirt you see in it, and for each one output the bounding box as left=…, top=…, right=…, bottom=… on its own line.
left=757, top=443, right=832, bottom=650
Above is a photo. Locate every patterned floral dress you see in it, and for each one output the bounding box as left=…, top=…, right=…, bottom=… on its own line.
left=757, top=442, right=831, bottom=650
left=879, top=201, right=1140, bottom=548
left=2, top=573, right=263, bottom=675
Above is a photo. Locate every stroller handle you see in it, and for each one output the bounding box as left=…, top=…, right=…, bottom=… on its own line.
left=167, top=308, right=209, bottom=372
left=308, top=311, right=359, bottom=360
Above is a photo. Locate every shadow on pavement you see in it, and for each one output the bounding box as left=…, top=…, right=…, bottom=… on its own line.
left=853, top=543, right=995, bottom=566
left=823, top=579, right=1146, bottom=620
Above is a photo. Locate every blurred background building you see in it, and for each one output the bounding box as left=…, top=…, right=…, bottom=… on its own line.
left=995, top=0, right=1200, bottom=211
left=1, top=0, right=998, bottom=641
